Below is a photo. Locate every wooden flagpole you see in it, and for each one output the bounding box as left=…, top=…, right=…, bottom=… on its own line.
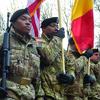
left=57, top=0, right=66, bottom=74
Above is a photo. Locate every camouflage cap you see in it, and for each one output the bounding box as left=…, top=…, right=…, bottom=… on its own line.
left=10, top=8, right=29, bottom=23
left=41, top=17, right=59, bottom=28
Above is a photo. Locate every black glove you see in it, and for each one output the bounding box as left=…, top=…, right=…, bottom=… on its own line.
left=55, top=28, right=65, bottom=39
left=56, top=73, right=74, bottom=84
left=83, top=74, right=96, bottom=86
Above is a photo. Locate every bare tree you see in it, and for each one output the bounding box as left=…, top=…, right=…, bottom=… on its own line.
left=95, top=34, right=100, bottom=49
left=0, top=13, right=5, bottom=34
left=63, top=0, right=73, bottom=37
left=7, top=0, right=26, bottom=14
left=94, top=0, right=100, bottom=49
left=94, top=0, right=100, bottom=12
left=41, top=1, right=55, bottom=21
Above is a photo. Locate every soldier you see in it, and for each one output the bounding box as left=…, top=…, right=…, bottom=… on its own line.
left=94, top=50, right=100, bottom=84
left=85, top=49, right=100, bottom=100
left=37, top=17, right=68, bottom=100
left=75, top=48, right=99, bottom=100
left=64, top=37, right=96, bottom=100
left=64, top=37, right=84, bottom=100
left=0, top=9, right=40, bottom=100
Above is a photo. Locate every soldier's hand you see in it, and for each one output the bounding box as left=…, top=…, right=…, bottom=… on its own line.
left=56, top=73, right=74, bottom=84
left=55, top=28, right=65, bottom=39
left=83, top=74, right=96, bottom=86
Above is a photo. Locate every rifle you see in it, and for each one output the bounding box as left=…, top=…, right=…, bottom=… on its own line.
left=0, top=12, right=10, bottom=98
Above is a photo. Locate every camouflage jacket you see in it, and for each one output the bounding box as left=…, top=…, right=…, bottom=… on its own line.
left=37, top=34, right=67, bottom=100
left=73, top=55, right=100, bottom=99
left=87, top=62, right=100, bottom=99
left=64, top=51, right=86, bottom=97
left=94, top=61, right=100, bottom=84
left=0, top=28, right=41, bottom=99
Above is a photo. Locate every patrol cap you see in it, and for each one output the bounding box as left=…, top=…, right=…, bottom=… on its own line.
left=41, top=17, right=59, bottom=28
left=83, top=48, right=99, bottom=58
left=68, top=37, right=74, bottom=45
left=10, top=8, right=29, bottom=23
left=92, top=48, right=99, bottom=53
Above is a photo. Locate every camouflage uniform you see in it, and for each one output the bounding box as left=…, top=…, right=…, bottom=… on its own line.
left=64, top=51, right=85, bottom=100
left=73, top=55, right=99, bottom=100
left=87, top=62, right=100, bottom=100
left=37, top=34, right=67, bottom=100
left=67, top=54, right=100, bottom=100
left=0, top=27, right=41, bottom=100
left=75, top=55, right=90, bottom=100
left=94, top=61, right=100, bottom=84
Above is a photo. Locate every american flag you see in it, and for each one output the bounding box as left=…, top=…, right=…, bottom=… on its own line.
left=27, top=0, right=44, bottom=37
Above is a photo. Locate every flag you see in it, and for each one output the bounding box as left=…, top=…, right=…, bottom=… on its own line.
left=71, top=0, right=94, bottom=54
left=27, top=0, right=44, bottom=37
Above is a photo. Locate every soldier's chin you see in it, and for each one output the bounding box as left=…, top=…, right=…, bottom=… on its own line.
left=24, top=30, right=30, bottom=34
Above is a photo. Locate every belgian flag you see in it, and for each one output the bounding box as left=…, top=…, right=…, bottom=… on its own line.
left=71, top=0, right=94, bottom=54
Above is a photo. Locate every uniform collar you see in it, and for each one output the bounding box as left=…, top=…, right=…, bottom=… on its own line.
left=10, top=27, right=31, bottom=44
left=42, top=33, right=51, bottom=42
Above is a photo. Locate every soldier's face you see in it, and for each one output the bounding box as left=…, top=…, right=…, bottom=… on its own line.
left=70, top=44, right=78, bottom=52
left=13, top=14, right=32, bottom=34
left=90, top=52, right=100, bottom=63
left=44, top=22, right=58, bottom=34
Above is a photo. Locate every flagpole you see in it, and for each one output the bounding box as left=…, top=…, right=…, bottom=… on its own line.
left=57, top=0, right=66, bottom=74
left=57, top=0, right=62, bottom=27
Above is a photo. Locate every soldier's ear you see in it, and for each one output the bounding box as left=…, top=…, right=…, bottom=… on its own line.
left=42, top=27, right=47, bottom=32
